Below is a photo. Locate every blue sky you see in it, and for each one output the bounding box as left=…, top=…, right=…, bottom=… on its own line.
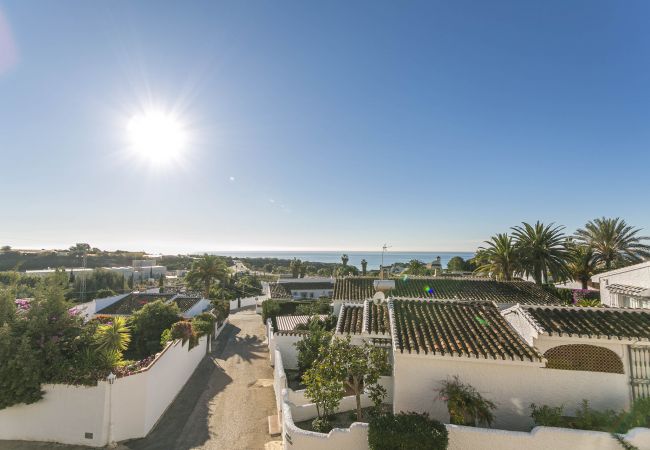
left=0, top=1, right=649, bottom=254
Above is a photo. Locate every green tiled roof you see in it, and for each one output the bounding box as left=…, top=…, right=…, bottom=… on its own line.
left=391, top=299, right=543, bottom=362
left=96, top=293, right=175, bottom=315
left=333, top=277, right=561, bottom=305
left=524, top=306, right=650, bottom=340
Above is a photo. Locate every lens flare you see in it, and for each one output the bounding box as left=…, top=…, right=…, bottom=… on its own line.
left=127, top=109, right=188, bottom=167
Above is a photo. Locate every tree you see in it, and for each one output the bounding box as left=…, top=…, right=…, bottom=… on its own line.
left=322, top=336, right=390, bottom=421
left=302, top=357, right=346, bottom=431
left=475, top=233, right=521, bottom=281
left=567, top=243, right=598, bottom=289
left=447, top=256, right=467, bottom=272
left=290, top=258, right=302, bottom=278
left=69, top=243, right=91, bottom=259
left=186, top=255, right=228, bottom=298
left=94, top=317, right=131, bottom=361
left=337, top=265, right=359, bottom=277
left=263, top=263, right=273, bottom=273
left=406, top=259, right=427, bottom=275
left=295, top=318, right=332, bottom=375
left=361, top=259, right=368, bottom=276
left=1, top=245, right=11, bottom=253
left=574, top=217, right=650, bottom=270
left=129, top=300, right=180, bottom=358
left=158, top=273, right=165, bottom=291
left=511, top=221, right=570, bottom=285
left=341, top=254, right=349, bottom=267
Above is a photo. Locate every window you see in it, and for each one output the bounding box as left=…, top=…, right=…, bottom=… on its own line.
left=544, top=344, right=624, bottom=374
left=619, top=295, right=650, bottom=309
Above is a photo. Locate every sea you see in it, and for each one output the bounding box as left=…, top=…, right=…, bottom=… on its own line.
left=209, top=251, right=475, bottom=271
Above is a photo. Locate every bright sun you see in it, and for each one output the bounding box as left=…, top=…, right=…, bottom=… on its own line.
left=127, top=110, right=187, bottom=164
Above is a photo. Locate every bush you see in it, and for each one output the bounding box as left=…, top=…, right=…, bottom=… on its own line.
left=311, top=417, right=333, bottom=433
left=530, top=403, right=564, bottom=427
left=211, top=299, right=230, bottom=323
left=128, top=300, right=180, bottom=358
left=368, top=412, right=448, bottom=450
left=192, top=312, right=216, bottom=337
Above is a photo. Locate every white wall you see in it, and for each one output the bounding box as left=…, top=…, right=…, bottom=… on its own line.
left=0, top=335, right=209, bottom=447
left=229, top=295, right=264, bottom=311
left=393, top=353, right=630, bottom=431
left=0, top=383, right=109, bottom=447
left=183, top=298, right=211, bottom=317
left=269, top=333, right=304, bottom=369
left=592, top=262, right=650, bottom=307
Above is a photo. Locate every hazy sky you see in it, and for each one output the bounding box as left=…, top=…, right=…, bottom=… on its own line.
left=1, top=1, right=649, bottom=254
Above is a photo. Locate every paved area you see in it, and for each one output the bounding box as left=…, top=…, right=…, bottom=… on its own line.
left=0, top=309, right=277, bottom=450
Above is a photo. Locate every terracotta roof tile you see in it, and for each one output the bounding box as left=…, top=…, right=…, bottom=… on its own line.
left=334, top=277, right=561, bottom=305
left=524, top=306, right=650, bottom=340
left=391, top=299, right=543, bottom=362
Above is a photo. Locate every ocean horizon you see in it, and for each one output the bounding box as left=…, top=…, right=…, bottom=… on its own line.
left=207, top=251, right=475, bottom=270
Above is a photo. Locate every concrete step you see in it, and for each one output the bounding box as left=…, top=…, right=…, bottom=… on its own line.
left=268, top=414, right=281, bottom=436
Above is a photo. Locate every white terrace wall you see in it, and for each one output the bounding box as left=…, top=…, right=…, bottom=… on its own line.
left=0, top=330, right=220, bottom=447
left=230, top=295, right=265, bottom=311
left=393, top=353, right=630, bottom=431
left=269, top=330, right=304, bottom=369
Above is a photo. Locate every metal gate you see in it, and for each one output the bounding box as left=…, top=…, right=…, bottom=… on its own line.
left=629, top=345, right=650, bottom=400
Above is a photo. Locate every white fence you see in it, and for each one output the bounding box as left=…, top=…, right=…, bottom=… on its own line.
left=0, top=323, right=227, bottom=447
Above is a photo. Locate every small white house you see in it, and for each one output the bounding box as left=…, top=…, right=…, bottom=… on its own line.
left=591, top=261, right=650, bottom=308
left=267, top=278, right=335, bottom=300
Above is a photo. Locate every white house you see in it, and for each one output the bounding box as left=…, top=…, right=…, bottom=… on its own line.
left=591, top=261, right=650, bottom=308
left=267, top=278, right=335, bottom=300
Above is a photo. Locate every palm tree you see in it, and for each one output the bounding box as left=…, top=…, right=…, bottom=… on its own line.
left=186, top=255, right=229, bottom=298
left=289, top=258, right=302, bottom=278
left=360, top=259, right=368, bottom=276
left=566, top=244, right=598, bottom=289
left=475, top=234, right=521, bottom=281
left=511, top=221, right=569, bottom=285
left=407, top=259, right=426, bottom=275
left=341, top=254, right=349, bottom=267
left=574, top=217, right=650, bottom=270
left=95, top=317, right=131, bottom=358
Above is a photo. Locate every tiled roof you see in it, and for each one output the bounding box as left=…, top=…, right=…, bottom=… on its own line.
left=172, top=296, right=202, bottom=312
left=523, top=306, right=650, bottom=341
left=280, top=281, right=334, bottom=291
left=269, top=283, right=292, bottom=299
left=337, top=305, right=364, bottom=334
left=333, top=277, right=561, bottom=305
left=607, top=284, right=650, bottom=298
left=365, top=301, right=391, bottom=335
left=276, top=314, right=328, bottom=331
left=391, top=299, right=543, bottom=362
left=96, top=293, right=175, bottom=315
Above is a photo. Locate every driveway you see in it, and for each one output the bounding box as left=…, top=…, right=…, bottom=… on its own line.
left=0, top=309, right=277, bottom=450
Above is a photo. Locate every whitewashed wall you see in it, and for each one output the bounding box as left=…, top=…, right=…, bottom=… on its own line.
left=393, top=353, right=630, bottom=431
left=0, top=383, right=109, bottom=446
left=269, top=332, right=304, bottom=369
left=0, top=332, right=214, bottom=447
left=183, top=298, right=211, bottom=318
left=229, top=295, right=264, bottom=311
left=592, top=262, right=650, bottom=307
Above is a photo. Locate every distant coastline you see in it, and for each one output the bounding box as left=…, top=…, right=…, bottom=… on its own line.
left=207, top=251, right=475, bottom=270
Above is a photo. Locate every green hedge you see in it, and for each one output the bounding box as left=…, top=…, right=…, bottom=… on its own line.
left=368, top=412, right=448, bottom=450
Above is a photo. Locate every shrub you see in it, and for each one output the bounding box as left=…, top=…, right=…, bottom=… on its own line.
left=170, top=321, right=199, bottom=350
left=311, top=417, right=333, bottom=433
left=160, top=328, right=172, bottom=347
left=530, top=403, right=565, bottom=427
left=211, top=299, right=230, bottom=323
left=438, top=376, right=496, bottom=427
left=192, top=312, right=216, bottom=337
left=295, top=318, right=332, bottom=375
left=128, top=300, right=180, bottom=359
left=368, top=412, right=448, bottom=450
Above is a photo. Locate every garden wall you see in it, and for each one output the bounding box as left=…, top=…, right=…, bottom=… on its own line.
left=269, top=330, right=304, bottom=369
left=0, top=330, right=219, bottom=447
left=229, top=295, right=265, bottom=311
left=393, top=352, right=630, bottom=431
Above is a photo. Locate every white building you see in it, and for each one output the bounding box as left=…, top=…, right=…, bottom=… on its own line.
left=267, top=278, right=335, bottom=300
left=591, top=261, right=650, bottom=308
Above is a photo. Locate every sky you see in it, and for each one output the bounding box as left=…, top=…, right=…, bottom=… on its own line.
left=0, top=1, right=649, bottom=254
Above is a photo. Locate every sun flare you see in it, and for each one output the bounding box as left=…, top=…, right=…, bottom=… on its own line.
left=127, top=110, right=187, bottom=165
